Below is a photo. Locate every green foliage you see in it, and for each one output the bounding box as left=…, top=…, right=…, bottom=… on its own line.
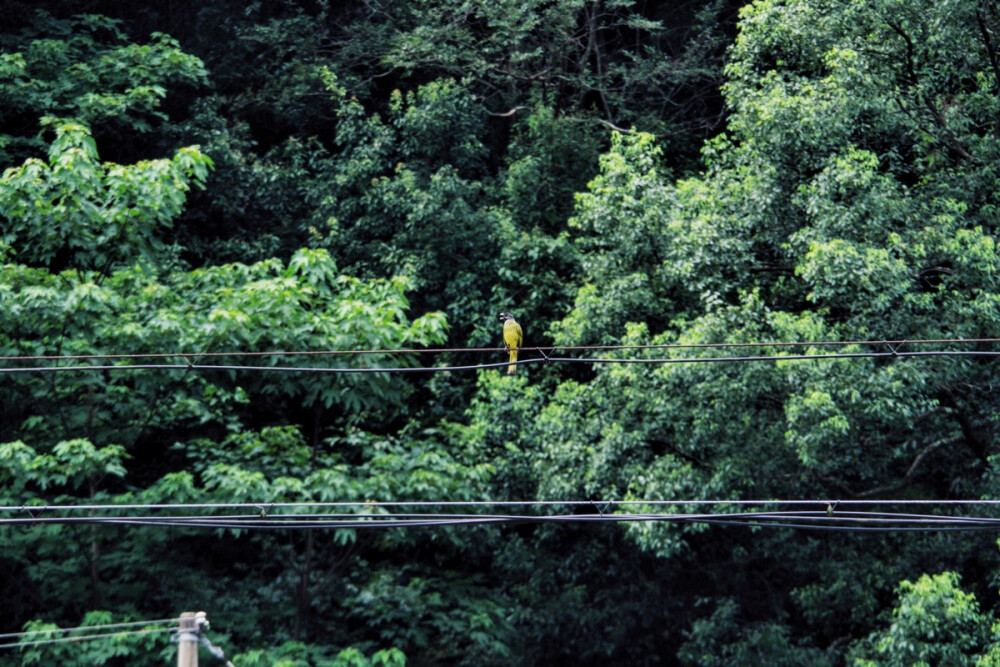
left=0, top=119, right=211, bottom=270
left=319, top=76, right=502, bottom=339
left=0, top=28, right=454, bottom=651
left=679, top=598, right=833, bottom=666
left=233, top=643, right=406, bottom=667
left=14, top=611, right=172, bottom=666
left=3, top=0, right=1000, bottom=664
left=0, top=251, right=447, bottom=459
left=555, top=130, right=756, bottom=345
left=344, top=0, right=734, bottom=142
left=342, top=571, right=513, bottom=665
left=0, top=12, right=208, bottom=162
left=502, top=105, right=602, bottom=233
left=500, top=0, right=1000, bottom=660
left=849, top=572, right=992, bottom=666
left=0, top=439, right=127, bottom=497
left=177, top=427, right=493, bottom=509
left=548, top=0, right=1000, bottom=509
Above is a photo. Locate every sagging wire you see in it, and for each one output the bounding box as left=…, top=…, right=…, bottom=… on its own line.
left=7, top=498, right=1000, bottom=512
left=0, top=348, right=998, bottom=376
left=0, top=337, right=997, bottom=363
left=0, top=613, right=236, bottom=664
left=0, top=627, right=174, bottom=650
left=0, top=617, right=179, bottom=641
left=1, top=508, right=1000, bottom=533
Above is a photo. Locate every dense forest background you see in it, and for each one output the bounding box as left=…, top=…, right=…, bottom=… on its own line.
left=2, top=0, right=1000, bottom=664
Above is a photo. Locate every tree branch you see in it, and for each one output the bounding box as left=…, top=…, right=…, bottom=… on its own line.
left=887, top=20, right=977, bottom=162
left=856, top=434, right=963, bottom=498
left=487, top=106, right=529, bottom=118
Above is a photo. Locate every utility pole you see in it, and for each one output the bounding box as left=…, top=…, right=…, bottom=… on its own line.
left=177, top=611, right=234, bottom=667
left=177, top=612, right=204, bottom=667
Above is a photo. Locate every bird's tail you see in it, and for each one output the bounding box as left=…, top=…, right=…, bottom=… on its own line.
left=507, top=349, right=518, bottom=374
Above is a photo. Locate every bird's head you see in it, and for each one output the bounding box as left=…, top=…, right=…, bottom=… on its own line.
left=498, top=312, right=514, bottom=322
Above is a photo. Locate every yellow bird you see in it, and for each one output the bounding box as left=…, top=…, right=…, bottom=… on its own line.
left=499, top=312, right=523, bottom=374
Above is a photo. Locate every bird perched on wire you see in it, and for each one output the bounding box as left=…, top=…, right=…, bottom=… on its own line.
left=499, top=312, right=523, bottom=374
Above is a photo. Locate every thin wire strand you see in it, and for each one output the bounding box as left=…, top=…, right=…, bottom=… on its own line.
left=2, top=509, right=999, bottom=532
left=0, top=618, right=179, bottom=641
left=0, top=349, right=998, bottom=375
left=0, top=337, right=996, bottom=363
left=0, top=627, right=174, bottom=650
left=7, top=498, right=1000, bottom=512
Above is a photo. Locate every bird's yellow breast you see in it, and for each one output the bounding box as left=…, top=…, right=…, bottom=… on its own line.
left=503, top=319, right=522, bottom=349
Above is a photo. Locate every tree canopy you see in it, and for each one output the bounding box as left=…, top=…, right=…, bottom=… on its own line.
left=2, top=0, right=1000, bottom=664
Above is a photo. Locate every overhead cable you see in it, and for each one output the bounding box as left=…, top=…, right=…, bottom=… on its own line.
left=6, top=498, right=1000, bottom=512
left=0, top=627, right=174, bottom=650
left=2, top=508, right=999, bottom=533
left=0, top=618, right=179, bottom=641
left=0, top=336, right=997, bottom=363
left=0, top=348, right=998, bottom=376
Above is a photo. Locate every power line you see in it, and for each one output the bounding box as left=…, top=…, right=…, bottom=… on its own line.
left=0, top=336, right=996, bottom=364
left=4, top=500, right=1000, bottom=533
left=0, top=349, right=997, bottom=376
left=0, top=618, right=179, bottom=641
left=0, top=627, right=174, bottom=650
left=6, top=498, right=1000, bottom=512
left=2, top=507, right=999, bottom=533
